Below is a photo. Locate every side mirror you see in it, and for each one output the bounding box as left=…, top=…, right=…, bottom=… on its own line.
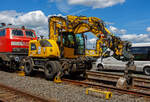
left=109, top=51, right=114, bottom=56
left=40, top=35, right=44, bottom=39
left=104, top=50, right=113, bottom=57
left=84, top=35, right=87, bottom=40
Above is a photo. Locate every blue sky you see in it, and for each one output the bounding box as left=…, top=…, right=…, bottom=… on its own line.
left=0, top=0, right=150, bottom=43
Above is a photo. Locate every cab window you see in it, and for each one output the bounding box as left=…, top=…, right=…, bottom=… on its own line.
left=0, top=29, right=5, bottom=36
left=12, top=29, right=23, bottom=36
left=40, top=40, right=52, bottom=47
left=31, top=43, right=36, bottom=50
left=63, top=33, right=75, bottom=48
left=75, top=34, right=85, bottom=55
left=25, top=31, right=35, bottom=37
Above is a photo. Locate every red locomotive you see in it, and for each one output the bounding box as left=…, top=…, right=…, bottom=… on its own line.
left=0, top=23, right=37, bottom=70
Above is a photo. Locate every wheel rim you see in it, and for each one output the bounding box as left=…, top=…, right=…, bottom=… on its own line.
left=145, top=68, right=150, bottom=75
left=97, top=65, right=103, bottom=70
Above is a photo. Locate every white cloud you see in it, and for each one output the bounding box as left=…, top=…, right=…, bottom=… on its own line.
left=0, top=10, right=48, bottom=36
left=109, top=26, right=150, bottom=43
left=49, top=0, right=125, bottom=13
left=16, top=10, right=47, bottom=27
left=0, top=10, right=22, bottom=24
left=86, top=25, right=150, bottom=46
left=120, top=29, right=126, bottom=34
left=121, top=34, right=150, bottom=43
left=87, top=38, right=97, bottom=43
left=109, top=26, right=118, bottom=32
left=86, top=38, right=97, bottom=49
left=109, top=26, right=126, bottom=34
left=32, top=26, right=48, bottom=37
left=1, top=10, right=149, bottom=43
left=68, top=0, right=125, bottom=8
left=146, top=27, right=150, bottom=32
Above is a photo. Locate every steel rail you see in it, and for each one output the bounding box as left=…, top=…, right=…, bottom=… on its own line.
left=87, top=70, right=150, bottom=79
left=86, top=70, right=150, bottom=93
left=86, top=71, right=150, bottom=85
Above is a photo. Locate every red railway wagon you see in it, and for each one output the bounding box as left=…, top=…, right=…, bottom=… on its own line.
left=0, top=24, right=37, bottom=70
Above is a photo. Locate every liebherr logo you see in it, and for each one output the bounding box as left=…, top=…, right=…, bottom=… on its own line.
left=11, top=41, right=29, bottom=46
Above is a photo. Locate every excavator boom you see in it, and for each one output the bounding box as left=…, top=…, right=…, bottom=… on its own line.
left=48, top=15, right=135, bottom=60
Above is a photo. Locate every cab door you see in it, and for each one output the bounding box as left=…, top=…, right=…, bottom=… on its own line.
left=74, top=33, right=85, bottom=55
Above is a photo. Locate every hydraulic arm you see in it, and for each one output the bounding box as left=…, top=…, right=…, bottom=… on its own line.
left=49, top=15, right=133, bottom=59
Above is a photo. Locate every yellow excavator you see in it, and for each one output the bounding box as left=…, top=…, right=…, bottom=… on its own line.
left=23, top=15, right=135, bottom=88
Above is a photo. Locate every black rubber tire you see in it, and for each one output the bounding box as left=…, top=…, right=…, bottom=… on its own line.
left=144, top=67, right=150, bottom=76
left=54, top=61, right=61, bottom=72
left=97, top=64, right=104, bottom=71
left=24, top=60, right=33, bottom=76
left=44, top=61, right=58, bottom=80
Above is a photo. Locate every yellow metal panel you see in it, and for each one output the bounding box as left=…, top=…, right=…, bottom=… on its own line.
left=63, top=47, right=77, bottom=58
left=85, top=49, right=99, bottom=57
left=28, top=40, right=60, bottom=58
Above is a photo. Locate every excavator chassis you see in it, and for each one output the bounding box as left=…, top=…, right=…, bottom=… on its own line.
left=22, top=57, right=93, bottom=80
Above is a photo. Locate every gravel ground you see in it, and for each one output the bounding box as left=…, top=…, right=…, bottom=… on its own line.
left=0, top=70, right=148, bottom=102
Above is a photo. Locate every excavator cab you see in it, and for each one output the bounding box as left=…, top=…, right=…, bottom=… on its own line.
left=57, top=32, right=85, bottom=58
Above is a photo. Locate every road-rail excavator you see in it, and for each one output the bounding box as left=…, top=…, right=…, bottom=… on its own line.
left=23, top=15, right=135, bottom=88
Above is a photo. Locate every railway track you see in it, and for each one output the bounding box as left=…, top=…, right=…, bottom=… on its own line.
left=62, top=78, right=150, bottom=98
left=0, top=83, right=57, bottom=102
left=3, top=69, right=149, bottom=101
left=86, top=71, right=150, bottom=88
left=61, top=71, right=150, bottom=99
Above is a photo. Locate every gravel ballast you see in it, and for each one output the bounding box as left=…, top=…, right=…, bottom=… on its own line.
left=0, top=70, right=148, bottom=102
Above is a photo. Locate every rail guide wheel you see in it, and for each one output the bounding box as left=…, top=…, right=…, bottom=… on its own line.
left=116, top=63, right=135, bottom=89
left=116, top=77, right=128, bottom=89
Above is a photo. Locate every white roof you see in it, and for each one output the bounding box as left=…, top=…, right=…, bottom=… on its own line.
left=132, top=43, right=150, bottom=47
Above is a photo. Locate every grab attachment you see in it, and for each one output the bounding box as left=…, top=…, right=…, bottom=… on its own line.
left=116, top=59, right=136, bottom=89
